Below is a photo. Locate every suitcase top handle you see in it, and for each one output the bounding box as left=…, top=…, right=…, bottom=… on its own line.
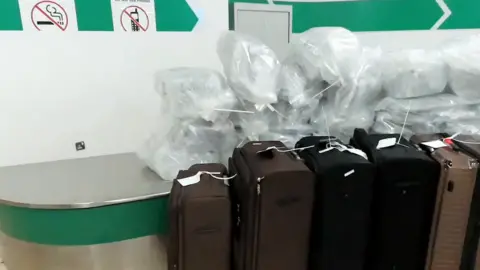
left=256, top=145, right=313, bottom=159
left=176, top=171, right=237, bottom=187
left=319, top=141, right=369, bottom=160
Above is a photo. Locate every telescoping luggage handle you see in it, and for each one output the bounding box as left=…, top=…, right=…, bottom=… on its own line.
left=176, top=171, right=236, bottom=187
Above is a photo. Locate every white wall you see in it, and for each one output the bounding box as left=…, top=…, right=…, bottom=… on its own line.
left=0, top=0, right=227, bottom=167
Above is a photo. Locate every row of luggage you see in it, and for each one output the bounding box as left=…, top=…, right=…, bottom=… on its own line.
left=167, top=129, right=480, bottom=270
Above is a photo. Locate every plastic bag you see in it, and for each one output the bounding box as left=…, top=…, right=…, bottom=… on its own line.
left=155, top=68, right=237, bottom=122
left=277, top=54, right=326, bottom=108
left=375, top=94, right=480, bottom=114
left=326, top=47, right=383, bottom=117
left=382, top=49, right=447, bottom=98
left=291, top=27, right=362, bottom=85
left=443, top=120, right=480, bottom=135
left=138, top=120, right=237, bottom=180
left=444, top=34, right=480, bottom=99
left=217, top=31, right=280, bottom=105
left=371, top=111, right=440, bottom=138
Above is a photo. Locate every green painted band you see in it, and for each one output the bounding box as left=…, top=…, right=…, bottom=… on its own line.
left=0, top=196, right=169, bottom=246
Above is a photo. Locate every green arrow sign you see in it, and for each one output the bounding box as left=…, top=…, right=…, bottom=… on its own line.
left=155, top=0, right=198, bottom=31
left=0, top=0, right=22, bottom=31
left=442, top=0, right=480, bottom=29
left=75, top=0, right=114, bottom=31
left=232, top=0, right=480, bottom=33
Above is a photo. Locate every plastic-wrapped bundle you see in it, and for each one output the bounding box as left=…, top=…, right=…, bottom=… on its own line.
left=138, top=120, right=237, bottom=180
left=326, top=47, right=383, bottom=117
left=155, top=68, right=237, bottom=122
left=431, top=105, right=480, bottom=123
left=291, top=27, right=362, bottom=85
left=444, top=34, right=480, bottom=99
left=371, top=111, right=440, bottom=138
left=382, top=49, right=447, bottom=98
left=375, top=94, right=480, bottom=114
left=277, top=54, right=326, bottom=108
left=217, top=31, right=280, bottom=105
left=443, top=120, right=480, bottom=135
left=259, top=100, right=322, bottom=147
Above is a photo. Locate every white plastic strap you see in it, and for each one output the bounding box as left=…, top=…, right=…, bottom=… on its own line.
left=256, top=145, right=314, bottom=154
left=213, top=108, right=254, bottom=114
left=177, top=171, right=236, bottom=187
left=319, top=141, right=368, bottom=160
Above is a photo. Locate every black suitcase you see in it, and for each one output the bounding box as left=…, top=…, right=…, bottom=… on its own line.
left=350, top=129, right=440, bottom=270
left=448, top=134, right=480, bottom=270
left=295, top=136, right=374, bottom=270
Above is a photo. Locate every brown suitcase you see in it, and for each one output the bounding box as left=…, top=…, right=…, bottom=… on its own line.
left=229, top=141, right=315, bottom=270
left=168, top=163, right=231, bottom=270
left=410, top=134, right=478, bottom=270
left=448, top=134, right=480, bottom=270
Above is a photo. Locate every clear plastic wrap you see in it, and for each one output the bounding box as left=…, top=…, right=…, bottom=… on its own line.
left=138, top=120, right=237, bottom=180
left=217, top=31, right=280, bottom=105
left=326, top=47, right=383, bottom=117
left=371, top=111, right=440, bottom=138
left=382, top=49, right=447, bottom=98
left=155, top=68, right=237, bottom=122
left=291, top=27, right=362, bottom=84
left=375, top=94, right=480, bottom=114
left=277, top=54, right=326, bottom=108
left=443, top=120, right=480, bottom=135
left=444, top=34, right=480, bottom=99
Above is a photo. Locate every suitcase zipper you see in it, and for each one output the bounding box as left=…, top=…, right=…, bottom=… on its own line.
left=252, top=177, right=263, bottom=270
left=175, top=185, right=185, bottom=270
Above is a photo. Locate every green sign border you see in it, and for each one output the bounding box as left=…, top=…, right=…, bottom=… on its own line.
left=230, top=0, right=480, bottom=32
left=0, top=196, right=169, bottom=246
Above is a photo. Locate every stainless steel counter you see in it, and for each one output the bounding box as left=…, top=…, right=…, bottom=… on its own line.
left=0, top=153, right=172, bottom=209
left=0, top=153, right=171, bottom=270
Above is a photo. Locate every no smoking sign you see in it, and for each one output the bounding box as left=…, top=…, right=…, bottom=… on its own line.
left=31, top=0, right=69, bottom=31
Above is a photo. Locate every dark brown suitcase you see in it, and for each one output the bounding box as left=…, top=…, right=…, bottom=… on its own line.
left=447, top=134, right=480, bottom=270
left=168, top=163, right=231, bottom=270
left=410, top=134, right=478, bottom=270
left=229, top=141, right=315, bottom=270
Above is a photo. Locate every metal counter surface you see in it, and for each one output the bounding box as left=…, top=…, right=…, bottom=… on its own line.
left=0, top=153, right=172, bottom=246
left=0, top=153, right=172, bottom=209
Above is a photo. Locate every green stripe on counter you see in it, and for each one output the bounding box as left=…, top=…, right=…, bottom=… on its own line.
left=0, top=196, right=168, bottom=246
left=75, top=0, right=114, bottom=31
left=0, top=0, right=22, bottom=31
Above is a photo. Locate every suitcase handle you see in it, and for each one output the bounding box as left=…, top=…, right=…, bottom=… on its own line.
left=256, top=147, right=277, bottom=159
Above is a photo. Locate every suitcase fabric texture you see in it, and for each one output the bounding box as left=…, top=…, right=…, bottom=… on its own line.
left=449, top=134, right=480, bottom=270
left=229, top=141, right=315, bottom=270
left=295, top=136, right=374, bottom=270
left=350, top=129, right=440, bottom=270
left=410, top=134, right=478, bottom=270
left=168, top=163, right=231, bottom=270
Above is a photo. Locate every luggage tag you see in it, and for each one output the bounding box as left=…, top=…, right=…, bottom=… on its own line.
left=344, top=169, right=355, bottom=177
left=421, top=140, right=448, bottom=149
left=376, top=137, right=397, bottom=149
left=177, top=172, right=203, bottom=186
